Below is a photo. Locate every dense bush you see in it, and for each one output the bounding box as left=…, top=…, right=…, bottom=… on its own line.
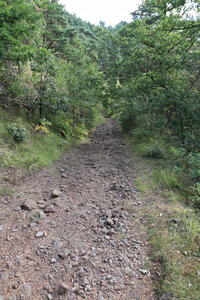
left=147, top=146, right=165, bottom=159
left=8, top=123, right=27, bottom=143
left=187, top=153, right=200, bottom=182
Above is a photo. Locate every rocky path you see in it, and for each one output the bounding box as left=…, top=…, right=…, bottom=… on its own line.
left=0, top=119, right=155, bottom=300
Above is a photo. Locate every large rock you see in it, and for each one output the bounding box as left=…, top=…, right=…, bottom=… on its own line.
left=21, top=199, right=37, bottom=211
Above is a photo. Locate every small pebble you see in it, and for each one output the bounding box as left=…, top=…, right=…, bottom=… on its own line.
left=57, top=283, right=69, bottom=295
left=58, top=250, right=69, bottom=260
left=50, top=258, right=56, bottom=263
left=52, top=189, right=62, bottom=198
left=39, top=211, right=46, bottom=219
left=29, top=222, right=37, bottom=228
left=36, top=231, right=44, bottom=238
left=139, top=269, right=148, bottom=274
left=80, top=250, right=86, bottom=256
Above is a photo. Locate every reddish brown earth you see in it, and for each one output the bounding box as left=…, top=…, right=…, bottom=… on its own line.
left=0, top=119, right=155, bottom=300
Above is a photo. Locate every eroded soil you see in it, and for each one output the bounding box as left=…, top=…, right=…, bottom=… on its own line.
left=0, top=119, right=155, bottom=300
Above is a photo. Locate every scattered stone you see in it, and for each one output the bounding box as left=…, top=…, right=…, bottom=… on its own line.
left=183, top=251, right=188, bottom=256
left=21, top=199, right=37, bottom=211
left=0, top=225, right=3, bottom=231
left=0, top=121, right=156, bottom=299
left=14, top=207, right=21, bottom=212
left=0, top=296, right=3, bottom=300
left=83, top=278, right=89, bottom=286
left=8, top=296, right=17, bottom=300
left=21, top=283, right=32, bottom=296
left=77, top=267, right=85, bottom=277
left=172, top=218, right=181, bottom=224
left=125, top=267, right=132, bottom=274
left=102, top=227, right=109, bottom=234
left=16, top=255, right=21, bottom=265
left=122, top=238, right=129, bottom=246
left=71, top=286, right=81, bottom=295
left=119, top=284, right=125, bottom=290
left=139, top=269, right=148, bottom=274
left=29, top=222, right=37, bottom=227
left=85, top=284, right=91, bottom=292
left=106, top=211, right=112, bottom=218
left=58, top=250, right=70, bottom=260
left=51, top=189, right=62, bottom=198
left=79, top=250, right=86, bottom=256
left=57, top=283, right=69, bottom=295
left=159, top=292, right=174, bottom=300
left=106, top=274, right=112, bottom=280
left=106, top=218, right=114, bottom=226
left=44, top=204, right=56, bottom=213
left=39, top=211, right=46, bottom=219
left=36, top=231, right=44, bottom=238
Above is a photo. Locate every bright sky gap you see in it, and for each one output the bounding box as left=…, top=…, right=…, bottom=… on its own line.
left=58, top=0, right=142, bottom=26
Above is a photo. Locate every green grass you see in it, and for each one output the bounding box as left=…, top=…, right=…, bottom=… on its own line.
left=0, top=107, right=106, bottom=172
left=0, top=130, right=70, bottom=171
left=0, top=187, right=14, bottom=195
left=93, top=104, right=106, bottom=128
left=0, top=110, right=74, bottom=171
left=127, top=134, right=200, bottom=299
left=153, top=168, right=182, bottom=190
left=148, top=208, right=200, bottom=299
left=127, top=136, right=167, bottom=158
left=136, top=176, right=154, bottom=192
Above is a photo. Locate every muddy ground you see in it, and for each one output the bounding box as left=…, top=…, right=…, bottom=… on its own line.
left=0, top=119, right=155, bottom=300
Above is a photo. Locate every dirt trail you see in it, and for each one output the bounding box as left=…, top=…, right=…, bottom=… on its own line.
left=0, top=119, right=155, bottom=300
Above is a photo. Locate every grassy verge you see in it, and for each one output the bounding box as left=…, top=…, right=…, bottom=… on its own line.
left=0, top=187, right=14, bottom=195
left=127, top=136, right=200, bottom=300
left=92, top=103, right=107, bottom=128
left=0, top=107, right=106, bottom=173
left=0, top=111, right=72, bottom=172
